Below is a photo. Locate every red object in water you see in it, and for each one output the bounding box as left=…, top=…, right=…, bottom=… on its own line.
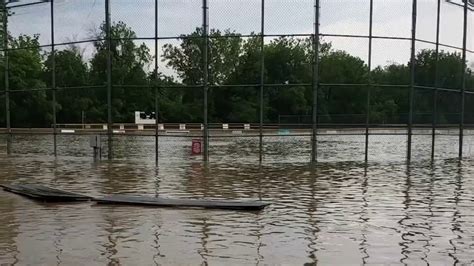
left=192, top=139, right=202, bottom=155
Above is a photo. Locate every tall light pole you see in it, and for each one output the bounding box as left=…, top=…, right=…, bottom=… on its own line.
left=1, top=0, right=52, bottom=155
left=1, top=0, right=11, bottom=154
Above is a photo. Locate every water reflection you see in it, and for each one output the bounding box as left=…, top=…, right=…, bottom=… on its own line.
left=448, top=160, right=463, bottom=265
left=0, top=137, right=474, bottom=264
left=0, top=194, right=20, bottom=265
left=359, top=165, right=369, bottom=265
left=305, top=166, right=319, bottom=265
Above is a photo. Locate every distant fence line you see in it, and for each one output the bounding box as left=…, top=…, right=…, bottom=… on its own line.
left=0, top=0, right=473, bottom=163
left=1, top=124, right=472, bottom=139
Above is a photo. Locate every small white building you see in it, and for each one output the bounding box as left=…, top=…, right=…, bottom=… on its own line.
left=135, top=111, right=156, bottom=125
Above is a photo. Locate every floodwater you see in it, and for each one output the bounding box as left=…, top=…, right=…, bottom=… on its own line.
left=1, top=134, right=474, bottom=265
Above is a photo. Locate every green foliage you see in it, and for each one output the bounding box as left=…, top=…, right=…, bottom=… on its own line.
left=2, top=22, right=473, bottom=127
left=90, top=21, right=153, bottom=122
left=6, top=35, right=51, bottom=127
left=44, top=46, right=91, bottom=123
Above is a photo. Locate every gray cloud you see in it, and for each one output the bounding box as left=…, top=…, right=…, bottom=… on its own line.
left=7, top=0, right=473, bottom=73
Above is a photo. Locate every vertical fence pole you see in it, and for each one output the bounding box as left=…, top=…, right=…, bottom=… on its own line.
left=364, top=0, right=374, bottom=163
left=154, top=0, right=159, bottom=163
left=459, top=0, right=468, bottom=158
left=105, top=0, right=113, bottom=159
left=50, top=0, right=57, bottom=156
left=311, top=0, right=320, bottom=163
left=407, top=0, right=417, bottom=162
left=202, top=0, right=209, bottom=161
left=259, top=0, right=265, bottom=163
left=432, top=0, right=441, bottom=160
left=2, top=2, right=10, bottom=155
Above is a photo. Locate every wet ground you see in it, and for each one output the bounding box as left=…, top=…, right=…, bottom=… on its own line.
left=0, top=134, right=474, bottom=265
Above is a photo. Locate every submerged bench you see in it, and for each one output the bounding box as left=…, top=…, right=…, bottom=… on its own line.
left=1, top=184, right=269, bottom=211
left=95, top=195, right=269, bottom=211
left=1, top=184, right=92, bottom=202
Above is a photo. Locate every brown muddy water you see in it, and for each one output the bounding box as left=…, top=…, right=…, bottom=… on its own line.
left=0, top=134, right=474, bottom=265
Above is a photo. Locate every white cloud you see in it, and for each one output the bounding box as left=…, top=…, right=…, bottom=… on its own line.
left=6, top=0, right=472, bottom=72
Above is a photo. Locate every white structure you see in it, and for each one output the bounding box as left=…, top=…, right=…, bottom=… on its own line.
left=135, top=111, right=156, bottom=125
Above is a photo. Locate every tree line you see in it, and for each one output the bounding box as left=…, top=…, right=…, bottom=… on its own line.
left=0, top=21, right=473, bottom=127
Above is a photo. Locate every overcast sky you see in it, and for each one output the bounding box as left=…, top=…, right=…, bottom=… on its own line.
left=7, top=0, right=474, bottom=76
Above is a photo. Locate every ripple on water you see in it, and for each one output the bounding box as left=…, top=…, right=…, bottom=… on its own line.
left=0, top=136, right=474, bottom=264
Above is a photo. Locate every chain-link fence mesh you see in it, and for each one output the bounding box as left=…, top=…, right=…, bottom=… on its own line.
left=0, top=0, right=473, bottom=163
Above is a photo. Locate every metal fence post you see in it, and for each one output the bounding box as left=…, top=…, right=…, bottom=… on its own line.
left=364, top=0, right=374, bottom=163
left=407, top=0, right=417, bottom=162
left=50, top=0, right=57, bottom=156
left=202, top=0, right=209, bottom=162
left=105, top=0, right=113, bottom=159
left=259, top=0, right=265, bottom=163
left=154, top=0, right=159, bottom=164
left=311, top=0, right=320, bottom=163
left=459, top=0, right=468, bottom=158
left=2, top=2, right=10, bottom=155
left=432, top=0, right=441, bottom=160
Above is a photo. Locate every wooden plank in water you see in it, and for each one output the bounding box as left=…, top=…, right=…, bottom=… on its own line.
left=1, top=184, right=92, bottom=202
left=95, top=195, right=269, bottom=211
left=1, top=184, right=270, bottom=210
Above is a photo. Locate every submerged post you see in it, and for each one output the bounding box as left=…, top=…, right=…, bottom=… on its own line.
left=407, top=0, right=417, bottom=162
left=202, top=0, right=209, bottom=161
left=432, top=0, right=441, bottom=160
left=90, top=135, right=102, bottom=160
left=50, top=0, right=57, bottom=156
left=259, top=0, right=265, bottom=163
left=311, top=0, right=320, bottom=163
left=364, top=0, right=374, bottom=163
left=459, top=0, right=468, bottom=158
left=154, top=0, right=159, bottom=164
left=105, top=0, right=113, bottom=159
left=2, top=2, right=11, bottom=154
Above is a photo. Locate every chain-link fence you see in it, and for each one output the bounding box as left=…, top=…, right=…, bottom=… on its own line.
left=0, top=0, right=473, bottom=163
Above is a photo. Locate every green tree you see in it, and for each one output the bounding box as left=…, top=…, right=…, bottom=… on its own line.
left=319, top=50, right=368, bottom=123
left=3, top=22, right=474, bottom=128
left=370, top=64, right=410, bottom=124
left=5, top=35, right=51, bottom=127
left=162, top=28, right=244, bottom=122
left=263, top=37, right=312, bottom=122
left=90, top=21, right=152, bottom=122
left=43, top=46, right=93, bottom=123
